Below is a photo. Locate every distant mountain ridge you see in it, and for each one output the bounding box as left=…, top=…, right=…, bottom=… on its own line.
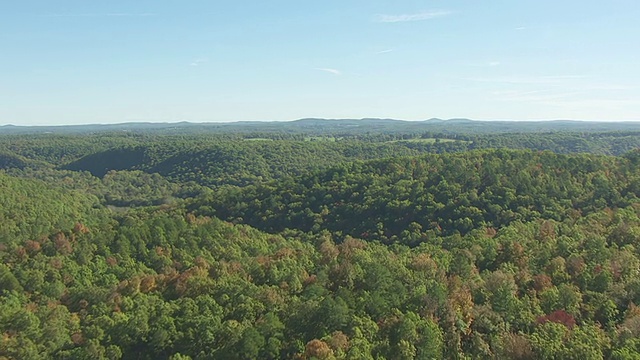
left=1, top=118, right=639, bottom=135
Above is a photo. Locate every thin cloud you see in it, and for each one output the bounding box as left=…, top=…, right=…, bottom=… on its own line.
left=581, top=84, right=635, bottom=91
left=376, top=49, right=394, bottom=54
left=190, top=58, right=208, bottom=67
left=490, top=88, right=640, bottom=110
left=491, top=83, right=636, bottom=104
left=540, top=98, right=640, bottom=108
left=374, top=10, right=452, bottom=23
left=315, top=68, right=341, bottom=75
left=42, top=13, right=155, bottom=18
left=491, top=89, right=581, bottom=102
left=466, top=61, right=501, bottom=67
left=515, top=26, right=526, bottom=30
left=464, top=75, right=587, bottom=85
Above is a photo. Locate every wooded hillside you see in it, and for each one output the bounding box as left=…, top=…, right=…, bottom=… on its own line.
left=1, top=128, right=639, bottom=359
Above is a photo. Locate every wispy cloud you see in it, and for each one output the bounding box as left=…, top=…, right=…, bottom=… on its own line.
left=515, top=26, right=526, bottom=30
left=315, top=68, right=341, bottom=75
left=491, top=89, right=581, bottom=102
left=42, top=13, right=155, bottom=18
left=374, top=10, right=452, bottom=23
left=490, top=88, right=640, bottom=111
left=581, top=84, right=635, bottom=91
left=466, top=61, right=501, bottom=67
left=464, top=75, right=587, bottom=85
left=190, top=58, right=208, bottom=67
left=376, top=49, right=394, bottom=54
left=540, top=98, right=640, bottom=108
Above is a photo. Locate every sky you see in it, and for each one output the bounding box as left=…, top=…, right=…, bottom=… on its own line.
left=1, top=1, right=640, bottom=125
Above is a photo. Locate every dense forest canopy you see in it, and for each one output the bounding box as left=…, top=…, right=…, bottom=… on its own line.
left=1, top=121, right=640, bottom=359
left=191, top=149, right=640, bottom=242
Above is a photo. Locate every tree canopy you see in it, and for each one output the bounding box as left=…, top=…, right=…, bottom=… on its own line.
left=1, top=128, right=639, bottom=359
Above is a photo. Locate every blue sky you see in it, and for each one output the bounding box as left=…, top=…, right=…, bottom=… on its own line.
left=1, top=1, right=639, bottom=125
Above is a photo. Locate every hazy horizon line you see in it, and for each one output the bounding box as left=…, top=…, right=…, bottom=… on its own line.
left=2, top=117, right=640, bottom=127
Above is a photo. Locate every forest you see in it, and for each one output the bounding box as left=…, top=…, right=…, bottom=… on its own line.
left=1, top=122, right=640, bottom=359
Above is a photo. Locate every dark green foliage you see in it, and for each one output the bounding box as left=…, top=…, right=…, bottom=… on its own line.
left=64, top=147, right=147, bottom=177
left=62, top=140, right=432, bottom=187
left=192, top=149, right=640, bottom=240
left=0, top=151, right=30, bottom=170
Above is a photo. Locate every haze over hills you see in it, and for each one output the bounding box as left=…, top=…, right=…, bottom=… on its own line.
left=1, top=118, right=640, bottom=135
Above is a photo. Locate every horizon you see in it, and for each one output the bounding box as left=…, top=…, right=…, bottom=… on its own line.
left=3, top=117, right=640, bottom=128
left=2, top=1, right=640, bottom=125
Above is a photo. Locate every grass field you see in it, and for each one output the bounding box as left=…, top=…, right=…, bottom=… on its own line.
left=390, top=138, right=470, bottom=144
left=243, top=138, right=274, bottom=141
left=304, top=136, right=339, bottom=142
